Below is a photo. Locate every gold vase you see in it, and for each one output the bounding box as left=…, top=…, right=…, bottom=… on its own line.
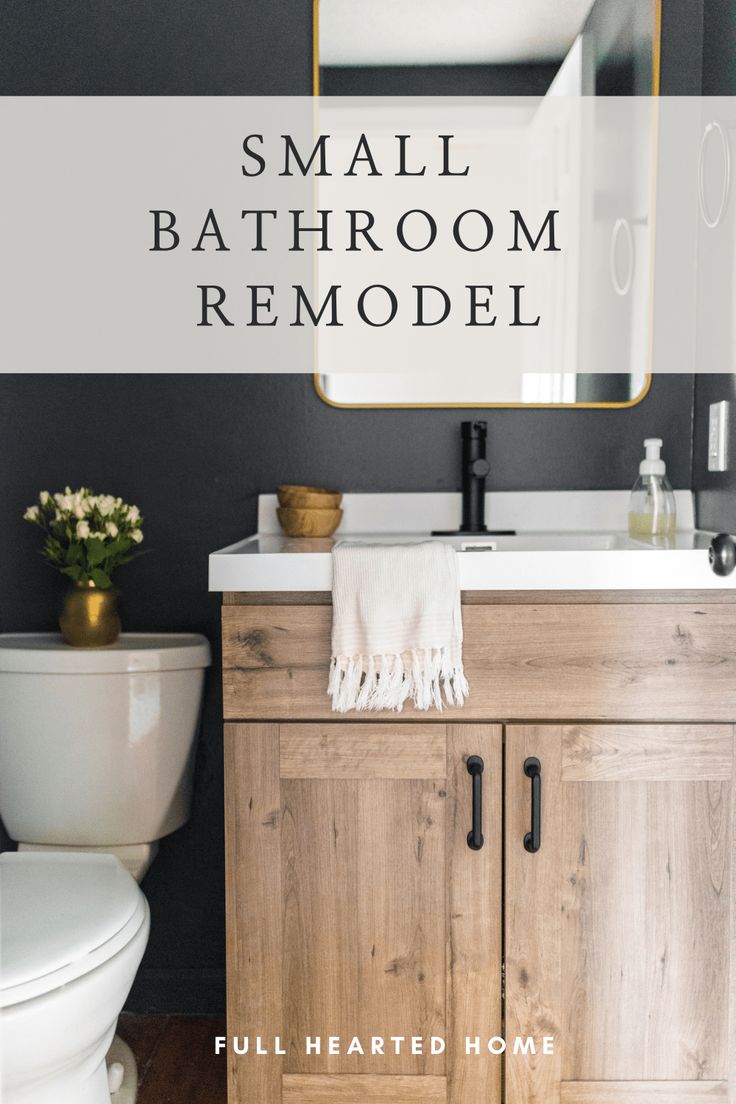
left=59, top=581, right=121, bottom=647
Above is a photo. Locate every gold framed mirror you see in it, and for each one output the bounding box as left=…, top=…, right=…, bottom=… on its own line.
left=313, top=0, right=660, bottom=409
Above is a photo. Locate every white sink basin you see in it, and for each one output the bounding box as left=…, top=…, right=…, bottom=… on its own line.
left=455, top=531, right=714, bottom=552
left=209, top=493, right=727, bottom=593
left=458, top=533, right=639, bottom=551
left=232, top=530, right=711, bottom=554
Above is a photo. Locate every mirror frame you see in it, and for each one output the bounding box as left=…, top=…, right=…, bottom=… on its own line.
left=312, top=0, right=660, bottom=410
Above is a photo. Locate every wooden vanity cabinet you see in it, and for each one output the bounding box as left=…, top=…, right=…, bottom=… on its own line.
left=222, top=593, right=736, bottom=1104
left=225, top=722, right=502, bottom=1104
left=506, top=723, right=736, bottom=1104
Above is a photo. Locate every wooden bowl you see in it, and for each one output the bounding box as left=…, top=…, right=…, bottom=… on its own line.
left=277, top=506, right=343, bottom=538
left=277, top=484, right=342, bottom=510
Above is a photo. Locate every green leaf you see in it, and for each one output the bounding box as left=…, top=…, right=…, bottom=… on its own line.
left=67, top=543, right=83, bottom=563
left=60, top=565, right=83, bottom=582
left=42, top=540, right=64, bottom=566
left=104, top=537, right=132, bottom=558
left=86, top=539, right=107, bottom=566
left=90, top=568, right=112, bottom=589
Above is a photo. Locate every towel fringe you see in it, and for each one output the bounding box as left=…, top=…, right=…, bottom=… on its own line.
left=328, top=647, right=468, bottom=714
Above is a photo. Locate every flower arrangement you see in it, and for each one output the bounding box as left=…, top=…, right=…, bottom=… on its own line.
left=23, top=487, right=144, bottom=589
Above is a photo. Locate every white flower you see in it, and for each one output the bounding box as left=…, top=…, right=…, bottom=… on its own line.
left=98, top=495, right=115, bottom=517
left=23, top=505, right=40, bottom=522
left=77, top=520, right=90, bottom=540
left=131, top=529, right=143, bottom=544
left=106, top=522, right=118, bottom=538
left=127, top=505, right=140, bottom=524
left=39, top=491, right=50, bottom=506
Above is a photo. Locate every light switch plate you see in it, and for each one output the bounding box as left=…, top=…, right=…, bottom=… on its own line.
left=708, top=400, right=730, bottom=472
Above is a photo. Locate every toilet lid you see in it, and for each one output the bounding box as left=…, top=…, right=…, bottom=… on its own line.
left=0, top=632, right=211, bottom=673
left=0, top=852, right=148, bottom=1008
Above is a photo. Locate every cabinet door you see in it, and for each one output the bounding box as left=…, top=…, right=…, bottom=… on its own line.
left=506, top=724, right=735, bottom=1104
left=225, top=722, right=502, bottom=1104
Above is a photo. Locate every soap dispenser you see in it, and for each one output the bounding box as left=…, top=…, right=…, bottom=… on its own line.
left=628, top=438, right=676, bottom=540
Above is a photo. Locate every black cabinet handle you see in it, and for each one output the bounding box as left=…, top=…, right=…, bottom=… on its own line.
left=523, top=757, right=541, bottom=853
left=466, top=755, right=484, bottom=851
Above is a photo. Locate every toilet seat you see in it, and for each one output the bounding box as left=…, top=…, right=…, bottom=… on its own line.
left=0, top=852, right=148, bottom=1009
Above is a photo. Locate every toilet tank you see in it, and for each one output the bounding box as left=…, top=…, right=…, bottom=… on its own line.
left=0, top=634, right=211, bottom=847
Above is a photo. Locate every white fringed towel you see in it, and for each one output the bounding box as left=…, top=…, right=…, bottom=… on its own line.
left=328, top=541, right=468, bottom=713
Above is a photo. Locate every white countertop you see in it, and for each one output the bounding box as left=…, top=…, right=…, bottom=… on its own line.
left=209, top=491, right=734, bottom=593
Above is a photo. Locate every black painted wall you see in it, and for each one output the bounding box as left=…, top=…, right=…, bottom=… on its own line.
left=0, top=373, right=695, bottom=1010
left=0, top=0, right=313, bottom=95
left=702, top=0, right=736, bottom=95
left=691, top=0, right=736, bottom=531
left=660, top=0, right=705, bottom=94
left=0, top=0, right=716, bottom=1014
left=0, top=0, right=316, bottom=1014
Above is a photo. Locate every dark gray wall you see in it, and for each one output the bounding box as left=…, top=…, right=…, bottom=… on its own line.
left=702, top=0, right=736, bottom=95
left=0, top=0, right=313, bottom=95
left=0, top=0, right=314, bottom=1013
left=691, top=0, right=736, bottom=531
left=0, top=373, right=697, bottom=1008
left=660, top=0, right=705, bottom=94
left=0, top=372, right=694, bottom=1010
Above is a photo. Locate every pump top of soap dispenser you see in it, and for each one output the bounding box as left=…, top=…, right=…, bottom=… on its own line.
left=639, top=438, right=665, bottom=476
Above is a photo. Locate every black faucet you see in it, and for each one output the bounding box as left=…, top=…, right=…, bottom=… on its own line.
left=433, top=420, right=515, bottom=536
left=460, top=421, right=491, bottom=533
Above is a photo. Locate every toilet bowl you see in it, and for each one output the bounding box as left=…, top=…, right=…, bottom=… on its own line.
left=0, top=852, right=150, bottom=1104
left=0, top=632, right=211, bottom=1099
left=0, top=632, right=211, bottom=879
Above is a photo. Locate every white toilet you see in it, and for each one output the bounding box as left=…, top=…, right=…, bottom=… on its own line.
left=1, top=852, right=150, bottom=1104
left=0, top=632, right=212, bottom=1104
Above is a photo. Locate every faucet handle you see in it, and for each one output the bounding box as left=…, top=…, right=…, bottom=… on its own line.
left=469, top=457, right=490, bottom=478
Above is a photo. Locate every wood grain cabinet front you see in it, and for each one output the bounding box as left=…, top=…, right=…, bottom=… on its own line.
left=222, top=600, right=736, bottom=722
left=222, top=595, right=736, bottom=1104
left=505, top=724, right=736, bottom=1104
left=224, top=722, right=503, bottom=1104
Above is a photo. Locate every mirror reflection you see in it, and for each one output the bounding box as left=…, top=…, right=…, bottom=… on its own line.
left=315, top=0, right=658, bottom=408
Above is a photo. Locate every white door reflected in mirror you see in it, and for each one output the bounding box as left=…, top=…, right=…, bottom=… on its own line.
left=315, top=0, right=658, bottom=408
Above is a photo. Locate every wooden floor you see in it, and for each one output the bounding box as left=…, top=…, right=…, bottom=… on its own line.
left=118, top=1014, right=226, bottom=1103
